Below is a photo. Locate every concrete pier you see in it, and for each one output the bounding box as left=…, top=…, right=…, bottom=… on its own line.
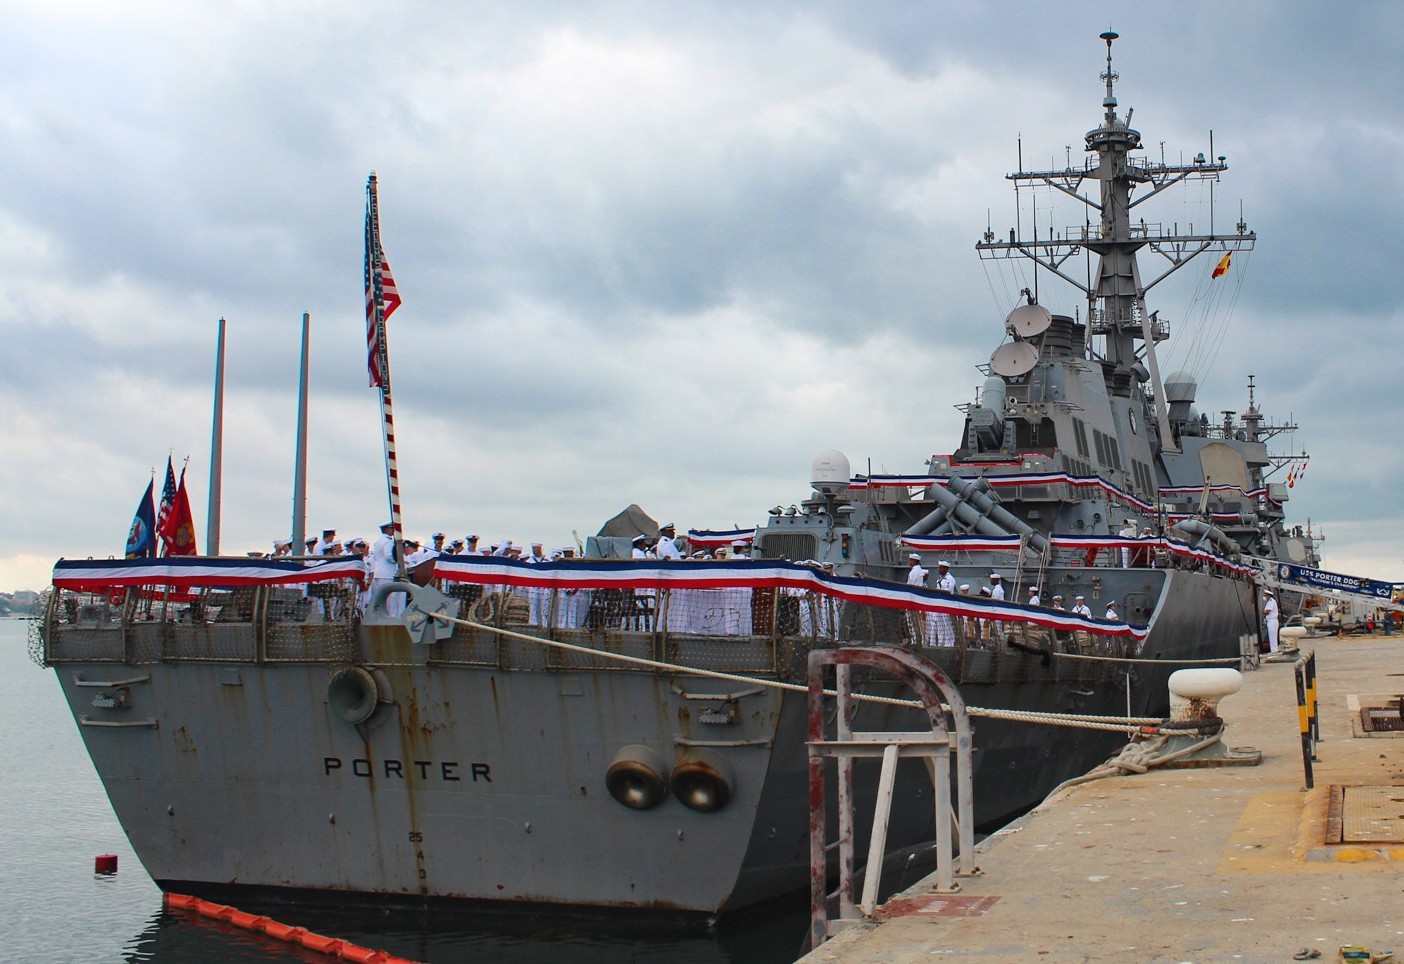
left=804, top=635, right=1404, bottom=964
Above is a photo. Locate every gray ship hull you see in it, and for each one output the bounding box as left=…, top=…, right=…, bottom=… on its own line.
left=47, top=565, right=1251, bottom=917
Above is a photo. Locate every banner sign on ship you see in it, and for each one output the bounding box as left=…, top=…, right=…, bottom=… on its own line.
left=1274, top=563, right=1393, bottom=600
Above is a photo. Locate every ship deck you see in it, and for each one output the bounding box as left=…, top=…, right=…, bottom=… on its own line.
left=803, top=631, right=1404, bottom=964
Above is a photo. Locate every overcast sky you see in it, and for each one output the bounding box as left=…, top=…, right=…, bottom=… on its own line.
left=2, top=1, right=1401, bottom=591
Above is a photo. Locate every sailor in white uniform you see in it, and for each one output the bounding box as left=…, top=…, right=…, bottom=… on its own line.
left=1263, top=589, right=1280, bottom=653
left=933, top=560, right=956, bottom=646
left=1071, top=594, right=1092, bottom=618
left=1104, top=600, right=1119, bottom=621
left=655, top=523, right=684, bottom=561
left=368, top=522, right=403, bottom=617
left=524, top=541, right=549, bottom=625
left=313, top=528, right=337, bottom=556
left=904, top=554, right=930, bottom=645
left=1119, top=519, right=1137, bottom=567
left=1026, top=586, right=1041, bottom=607
left=989, top=573, right=1005, bottom=601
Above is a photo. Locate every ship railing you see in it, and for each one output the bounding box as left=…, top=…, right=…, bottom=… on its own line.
left=40, top=557, right=1151, bottom=683
left=40, top=571, right=364, bottom=665
left=428, top=576, right=1143, bottom=687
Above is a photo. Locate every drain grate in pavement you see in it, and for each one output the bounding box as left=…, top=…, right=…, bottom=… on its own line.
left=1361, top=706, right=1404, bottom=732
left=1328, top=785, right=1404, bottom=844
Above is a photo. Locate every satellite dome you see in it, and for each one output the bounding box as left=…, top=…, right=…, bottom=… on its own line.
left=811, top=450, right=851, bottom=496
left=1163, top=371, right=1198, bottom=404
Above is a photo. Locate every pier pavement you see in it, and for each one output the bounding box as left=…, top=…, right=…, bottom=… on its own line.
left=804, top=633, right=1404, bottom=964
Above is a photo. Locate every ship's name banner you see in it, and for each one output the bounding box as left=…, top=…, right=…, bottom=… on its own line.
left=1274, top=563, right=1393, bottom=599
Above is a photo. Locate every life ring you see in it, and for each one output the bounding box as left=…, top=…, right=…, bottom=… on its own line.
left=670, top=752, right=733, bottom=813
left=605, top=745, right=669, bottom=810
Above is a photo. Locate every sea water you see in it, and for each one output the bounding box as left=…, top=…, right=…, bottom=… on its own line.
left=0, top=617, right=811, bottom=963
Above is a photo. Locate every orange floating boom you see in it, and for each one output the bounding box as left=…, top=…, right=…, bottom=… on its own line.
left=163, top=893, right=420, bottom=964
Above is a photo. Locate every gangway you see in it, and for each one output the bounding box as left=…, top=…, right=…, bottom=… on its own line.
left=806, top=645, right=977, bottom=950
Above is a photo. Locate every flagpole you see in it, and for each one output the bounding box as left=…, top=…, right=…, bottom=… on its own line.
left=291, top=311, right=310, bottom=554
left=367, top=173, right=406, bottom=578
left=206, top=317, right=226, bottom=555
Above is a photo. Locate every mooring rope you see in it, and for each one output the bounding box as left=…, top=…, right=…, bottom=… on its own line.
left=1053, top=651, right=1244, bottom=665
left=428, top=610, right=1166, bottom=732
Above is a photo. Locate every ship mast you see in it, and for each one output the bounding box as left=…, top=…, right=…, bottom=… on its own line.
left=976, top=30, right=1256, bottom=450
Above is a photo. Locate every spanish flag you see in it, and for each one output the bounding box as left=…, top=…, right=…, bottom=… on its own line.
left=1211, top=252, right=1232, bottom=279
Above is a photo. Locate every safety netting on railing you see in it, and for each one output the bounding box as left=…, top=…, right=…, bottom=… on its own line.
left=44, top=557, right=365, bottom=664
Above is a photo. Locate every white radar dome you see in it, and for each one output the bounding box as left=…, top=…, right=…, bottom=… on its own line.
left=1163, top=371, right=1198, bottom=404
left=811, top=450, right=851, bottom=496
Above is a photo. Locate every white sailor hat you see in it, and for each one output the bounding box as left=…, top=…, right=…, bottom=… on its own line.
left=1107, top=599, right=1117, bottom=606
left=958, top=584, right=970, bottom=591
left=466, top=534, right=479, bottom=541
left=321, top=527, right=336, bottom=535
left=660, top=522, right=676, bottom=530
left=380, top=521, right=395, bottom=531
left=274, top=538, right=291, bottom=549
left=909, top=552, right=922, bottom=561
left=1027, top=586, right=1037, bottom=593
left=990, top=572, right=1002, bottom=580
left=1052, top=594, right=1063, bottom=600
left=1263, top=589, right=1274, bottom=595
left=731, top=540, right=747, bottom=547
left=432, top=532, right=445, bottom=539
left=632, top=534, right=647, bottom=544
left=1075, top=593, right=1085, bottom=600
left=937, top=559, right=950, bottom=567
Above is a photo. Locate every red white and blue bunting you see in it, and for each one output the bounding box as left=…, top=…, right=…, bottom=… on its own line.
left=897, top=534, right=1254, bottom=576
left=50, top=554, right=1149, bottom=641
left=53, top=556, right=367, bottom=590
left=846, top=473, right=1158, bottom=516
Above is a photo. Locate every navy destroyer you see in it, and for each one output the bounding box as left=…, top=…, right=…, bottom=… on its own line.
left=36, top=32, right=1298, bottom=919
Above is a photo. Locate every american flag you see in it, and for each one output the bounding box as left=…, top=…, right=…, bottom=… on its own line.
left=154, top=457, right=177, bottom=556
left=364, top=180, right=402, bottom=389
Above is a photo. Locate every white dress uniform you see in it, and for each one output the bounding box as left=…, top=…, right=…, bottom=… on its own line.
left=655, top=530, right=683, bottom=561
left=933, top=564, right=956, bottom=646
left=369, top=530, right=403, bottom=617
left=1263, top=592, right=1280, bottom=652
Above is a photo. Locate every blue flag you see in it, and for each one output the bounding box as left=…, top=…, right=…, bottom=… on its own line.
left=125, top=479, right=157, bottom=559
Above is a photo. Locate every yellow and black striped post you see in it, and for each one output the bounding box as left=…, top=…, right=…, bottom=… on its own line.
left=1305, top=651, right=1320, bottom=749
left=1295, top=653, right=1315, bottom=789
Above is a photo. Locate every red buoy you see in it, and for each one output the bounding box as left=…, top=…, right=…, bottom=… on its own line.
left=94, top=853, right=118, bottom=874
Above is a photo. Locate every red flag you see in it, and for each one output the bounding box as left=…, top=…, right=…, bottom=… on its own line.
left=1211, top=253, right=1231, bottom=279
left=155, top=457, right=177, bottom=556
left=164, top=468, right=199, bottom=556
